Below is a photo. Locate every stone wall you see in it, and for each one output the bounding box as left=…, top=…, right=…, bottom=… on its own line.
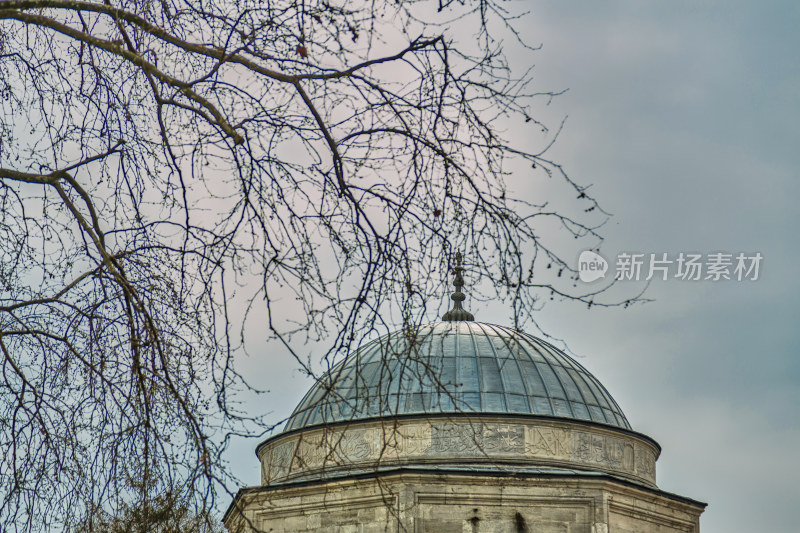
left=226, top=472, right=704, bottom=533
left=258, top=415, right=659, bottom=487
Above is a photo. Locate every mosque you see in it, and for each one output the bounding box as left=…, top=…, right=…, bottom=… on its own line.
left=224, top=254, right=706, bottom=532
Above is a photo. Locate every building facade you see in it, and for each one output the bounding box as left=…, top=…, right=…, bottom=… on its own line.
left=225, top=264, right=705, bottom=532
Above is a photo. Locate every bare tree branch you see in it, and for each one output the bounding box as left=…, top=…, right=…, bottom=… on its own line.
left=0, top=0, right=641, bottom=530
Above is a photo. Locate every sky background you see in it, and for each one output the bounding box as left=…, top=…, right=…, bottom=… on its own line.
left=521, top=3, right=800, bottom=532
left=228, top=2, right=800, bottom=532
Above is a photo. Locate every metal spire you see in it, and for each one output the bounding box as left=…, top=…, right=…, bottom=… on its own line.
left=442, top=251, right=474, bottom=321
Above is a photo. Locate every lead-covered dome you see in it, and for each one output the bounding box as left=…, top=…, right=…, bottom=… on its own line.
left=284, top=321, right=630, bottom=432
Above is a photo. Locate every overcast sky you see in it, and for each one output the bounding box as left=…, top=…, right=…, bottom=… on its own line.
left=229, top=2, right=800, bottom=532
left=518, top=2, right=799, bottom=531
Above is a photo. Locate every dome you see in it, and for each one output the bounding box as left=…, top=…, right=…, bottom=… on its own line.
left=232, top=255, right=707, bottom=533
left=284, top=321, right=630, bottom=432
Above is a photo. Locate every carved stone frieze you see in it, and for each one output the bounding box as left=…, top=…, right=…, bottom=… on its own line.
left=258, top=416, right=659, bottom=486
left=262, top=440, right=296, bottom=483
left=428, top=422, right=524, bottom=456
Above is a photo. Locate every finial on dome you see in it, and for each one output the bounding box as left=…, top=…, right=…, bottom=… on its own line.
left=442, top=251, right=474, bottom=321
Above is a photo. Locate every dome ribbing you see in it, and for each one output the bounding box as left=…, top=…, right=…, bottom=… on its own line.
left=284, top=321, right=630, bottom=432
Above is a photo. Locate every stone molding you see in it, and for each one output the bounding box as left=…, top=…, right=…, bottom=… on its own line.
left=609, top=499, right=697, bottom=532
left=258, top=415, right=659, bottom=487
left=226, top=472, right=705, bottom=533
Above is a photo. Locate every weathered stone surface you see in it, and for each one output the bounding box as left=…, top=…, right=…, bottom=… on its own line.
left=226, top=472, right=704, bottom=533
left=258, top=415, right=660, bottom=487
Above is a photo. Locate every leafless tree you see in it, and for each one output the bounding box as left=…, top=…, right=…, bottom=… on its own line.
left=0, top=0, right=629, bottom=530
left=77, top=472, right=224, bottom=533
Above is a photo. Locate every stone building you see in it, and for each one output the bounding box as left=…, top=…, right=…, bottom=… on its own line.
left=225, top=257, right=706, bottom=532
